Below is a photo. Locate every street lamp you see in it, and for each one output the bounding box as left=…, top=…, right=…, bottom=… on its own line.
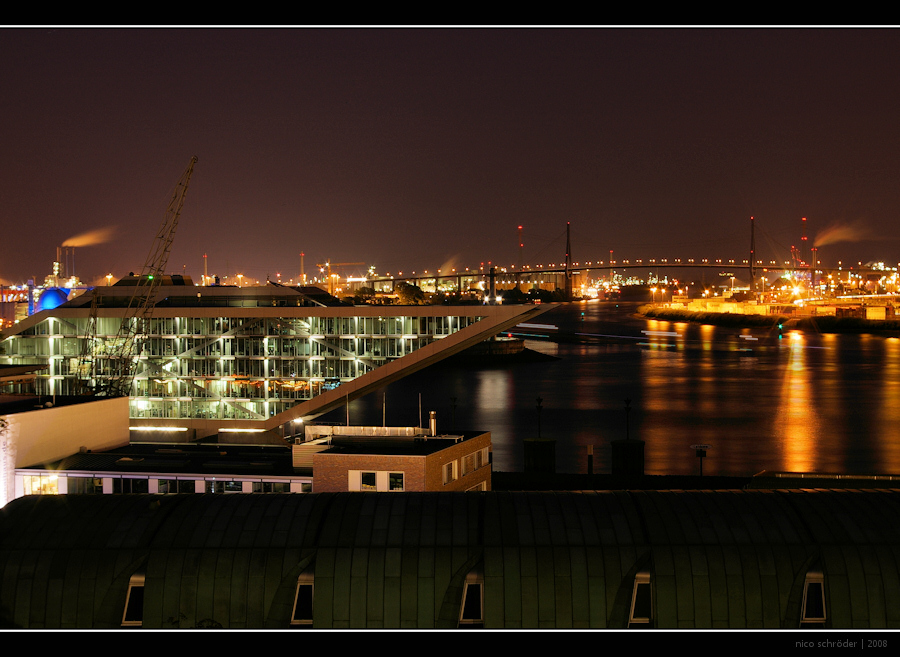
left=237, top=274, right=243, bottom=288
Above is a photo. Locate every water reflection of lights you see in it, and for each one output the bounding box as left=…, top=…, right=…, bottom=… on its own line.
left=470, top=369, right=516, bottom=470
left=700, top=324, right=714, bottom=351
left=878, top=337, right=900, bottom=468
left=776, top=331, right=820, bottom=472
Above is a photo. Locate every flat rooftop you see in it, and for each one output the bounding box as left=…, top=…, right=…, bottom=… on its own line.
left=0, top=393, right=100, bottom=416
left=318, top=431, right=484, bottom=457
left=24, top=443, right=297, bottom=478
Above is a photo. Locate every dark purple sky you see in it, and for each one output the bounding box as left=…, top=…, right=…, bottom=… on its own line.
left=2, top=28, right=899, bottom=286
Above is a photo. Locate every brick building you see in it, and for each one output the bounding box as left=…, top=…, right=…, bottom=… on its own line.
left=307, top=425, right=491, bottom=493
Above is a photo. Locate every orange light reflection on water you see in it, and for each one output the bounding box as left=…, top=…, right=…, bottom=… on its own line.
left=775, top=331, right=820, bottom=472
left=877, top=337, right=900, bottom=471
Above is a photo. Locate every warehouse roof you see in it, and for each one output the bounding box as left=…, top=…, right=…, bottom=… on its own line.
left=2, top=489, right=897, bottom=629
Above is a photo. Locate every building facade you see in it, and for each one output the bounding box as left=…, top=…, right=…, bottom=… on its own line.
left=0, top=279, right=548, bottom=439
left=310, top=428, right=492, bottom=493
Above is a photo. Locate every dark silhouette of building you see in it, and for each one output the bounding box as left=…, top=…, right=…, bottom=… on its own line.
left=1, top=489, right=898, bottom=629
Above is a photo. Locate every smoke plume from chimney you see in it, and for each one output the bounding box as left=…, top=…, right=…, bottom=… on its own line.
left=62, top=226, right=117, bottom=248
left=813, top=220, right=875, bottom=248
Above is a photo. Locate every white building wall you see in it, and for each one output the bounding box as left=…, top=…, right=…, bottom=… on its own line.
left=1, top=397, right=129, bottom=506
left=8, top=397, right=129, bottom=469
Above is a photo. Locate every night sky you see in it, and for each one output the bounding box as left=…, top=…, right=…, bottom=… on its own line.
left=2, top=27, right=899, bottom=287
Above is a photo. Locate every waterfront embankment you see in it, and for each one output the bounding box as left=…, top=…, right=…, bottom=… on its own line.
left=639, top=305, right=900, bottom=335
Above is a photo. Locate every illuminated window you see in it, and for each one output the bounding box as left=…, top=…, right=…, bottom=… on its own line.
left=458, top=569, right=484, bottom=628
left=800, top=570, right=826, bottom=628
left=389, top=472, right=404, bottom=491
left=122, top=573, right=145, bottom=627
left=291, top=572, right=314, bottom=627
left=628, top=572, right=652, bottom=627
left=360, top=472, right=377, bottom=491
left=23, top=474, right=59, bottom=496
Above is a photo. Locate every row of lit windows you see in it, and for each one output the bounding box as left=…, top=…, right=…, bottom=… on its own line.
left=131, top=398, right=305, bottom=420
left=132, top=336, right=433, bottom=358
left=21, top=474, right=310, bottom=497
left=16, top=314, right=479, bottom=339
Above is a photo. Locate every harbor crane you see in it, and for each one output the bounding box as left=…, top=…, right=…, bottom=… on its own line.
left=315, top=261, right=365, bottom=296
left=83, top=157, right=198, bottom=398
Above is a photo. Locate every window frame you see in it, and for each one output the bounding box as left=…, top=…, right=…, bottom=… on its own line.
left=360, top=471, right=377, bottom=491
left=443, top=460, right=458, bottom=485
left=122, top=573, right=145, bottom=627
left=458, top=569, right=484, bottom=628
left=800, top=570, right=826, bottom=627
left=628, top=571, right=652, bottom=628
left=290, top=572, right=315, bottom=627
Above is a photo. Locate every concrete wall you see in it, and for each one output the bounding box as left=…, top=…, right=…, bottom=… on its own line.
left=6, top=397, right=129, bottom=469
left=1, top=397, right=129, bottom=506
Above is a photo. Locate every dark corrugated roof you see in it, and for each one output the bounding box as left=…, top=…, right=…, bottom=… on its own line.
left=2, top=490, right=900, bottom=629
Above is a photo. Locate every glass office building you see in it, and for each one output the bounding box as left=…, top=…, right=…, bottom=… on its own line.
left=1, top=278, right=545, bottom=438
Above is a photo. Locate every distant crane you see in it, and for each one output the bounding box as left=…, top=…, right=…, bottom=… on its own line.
left=315, top=261, right=365, bottom=296
left=89, top=156, right=198, bottom=398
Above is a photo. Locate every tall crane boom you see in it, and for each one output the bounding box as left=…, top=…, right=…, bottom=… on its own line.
left=96, top=156, right=198, bottom=398
left=143, top=156, right=199, bottom=283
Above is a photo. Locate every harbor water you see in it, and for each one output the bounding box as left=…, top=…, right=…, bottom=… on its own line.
left=323, top=301, right=900, bottom=477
